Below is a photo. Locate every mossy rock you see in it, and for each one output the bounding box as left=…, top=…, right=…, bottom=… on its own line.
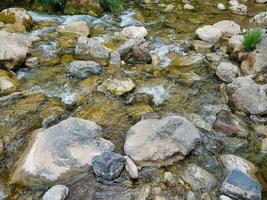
left=64, top=0, right=104, bottom=16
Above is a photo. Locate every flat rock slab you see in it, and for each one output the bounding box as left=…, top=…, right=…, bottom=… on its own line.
left=124, top=115, right=200, bottom=166
left=12, top=117, right=115, bottom=186
left=220, top=170, right=262, bottom=200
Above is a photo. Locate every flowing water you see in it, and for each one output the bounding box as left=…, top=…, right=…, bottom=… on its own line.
left=1, top=0, right=267, bottom=199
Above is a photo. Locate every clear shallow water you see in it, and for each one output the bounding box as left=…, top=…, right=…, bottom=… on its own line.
left=1, top=1, right=267, bottom=199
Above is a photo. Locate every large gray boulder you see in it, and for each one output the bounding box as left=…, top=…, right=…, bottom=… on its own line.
left=11, top=117, right=115, bottom=186
left=0, top=31, right=32, bottom=69
left=213, top=20, right=241, bottom=37
left=224, top=76, right=267, bottom=115
left=124, top=115, right=200, bottom=166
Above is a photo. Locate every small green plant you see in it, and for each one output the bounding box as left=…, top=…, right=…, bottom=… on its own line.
left=100, top=0, right=123, bottom=14
left=242, top=28, right=262, bottom=51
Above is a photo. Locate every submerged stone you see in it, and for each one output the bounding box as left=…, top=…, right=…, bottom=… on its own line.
left=69, top=60, right=103, bottom=79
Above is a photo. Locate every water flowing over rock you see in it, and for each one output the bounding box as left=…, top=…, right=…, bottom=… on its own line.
left=216, top=62, right=240, bottom=83
left=224, top=76, right=267, bottom=115
left=11, top=117, right=115, bottom=186
left=124, top=115, right=200, bottom=166
left=0, top=8, right=32, bottom=32
left=99, top=70, right=135, bottom=96
left=181, top=164, right=217, bottom=191
left=57, top=21, right=90, bottom=36
left=43, top=185, right=69, bottom=200
left=0, top=30, right=32, bottom=69
left=220, top=170, right=262, bottom=200
left=69, top=60, right=103, bottom=79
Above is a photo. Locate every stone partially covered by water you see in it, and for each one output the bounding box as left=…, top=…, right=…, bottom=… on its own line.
left=68, top=60, right=103, bottom=79
left=220, top=170, right=262, bottom=200
left=11, top=117, right=115, bottom=186
left=92, top=152, right=124, bottom=181
left=124, top=115, right=200, bottom=166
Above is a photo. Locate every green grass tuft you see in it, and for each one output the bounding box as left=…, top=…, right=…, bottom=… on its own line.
left=100, top=0, right=123, bottom=14
left=242, top=28, right=262, bottom=51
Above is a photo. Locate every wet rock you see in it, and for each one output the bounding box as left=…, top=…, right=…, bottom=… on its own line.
left=227, top=35, right=243, bottom=54
left=184, top=4, right=195, bottom=10
left=213, top=20, right=241, bottom=37
left=181, top=164, right=217, bottom=191
left=230, top=3, right=247, bottom=15
left=196, top=25, right=222, bottom=42
left=219, top=195, right=232, bottom=200
left=0, top=69, right=18, bottom=94
left=216, top=62, right=240, bottom=83
left=12, top=117, right=115, bottom=185
left=117, top=38, right=152, bottom=64
left=190, top=40, right=213, bottom=53
left=57, top=21, right=90, bottom=37
left=171, top=52, right=205, bottom=67
left=75, top=37, right=110, bottom=60
left=69, top=61, right=102, bottom=79
left=217, top=3, right=226, bottom=10
left=99, top=70, right=135, bottom=96
left=25, top=57, right=39, bottom=68
left=220, top=154, right=257, bottom=178
left=124, top=115, right=200, bottom=166
left=261, top=138, right=267, bottom=153
left=220, top=170, right=262, bottom=200
left=213, top=110, right=241, bottom=136
left=119, top=26, right=148, bottom=39
left=185, top=113, right=212, bottom=132
left=43, top=185, right=69, bottom=200
left=241, top=33, right=267, bottom=75
left=224, top=76, right=267, bottom=115
left=124, top=156, right=138, bottom=179
left=0, top=31, right=32, bottom=69
left=250, top=12, right=267, bottom=26
left=0, top=8, right=32, bottom=32
left=92, top=151, right=124, bottom=180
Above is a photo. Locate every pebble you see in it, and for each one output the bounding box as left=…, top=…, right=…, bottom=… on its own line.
left=184, top=4, right=195, bottom=10
left=43, top=185, right=69, bottom=200
left=124, top=156, right=138, bottom=179
left=217, top=3, right=226, bottom=10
